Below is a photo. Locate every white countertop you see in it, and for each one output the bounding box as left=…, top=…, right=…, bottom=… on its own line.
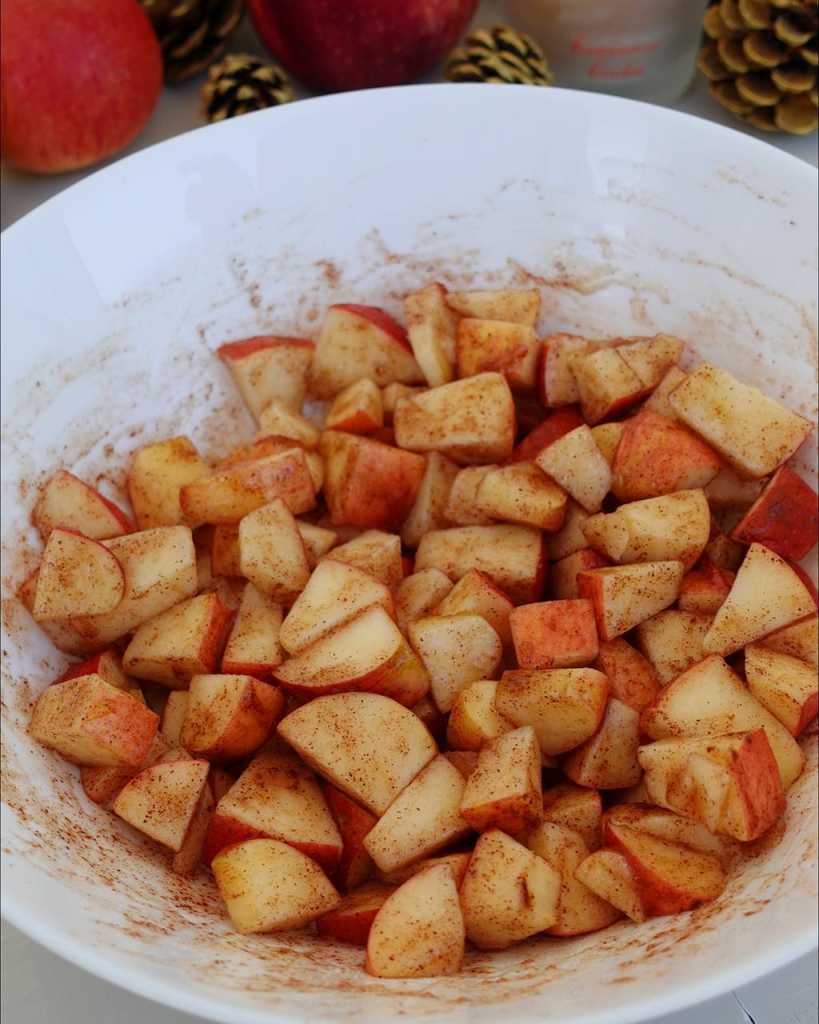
left=1, top=6, right=817, bottom=1024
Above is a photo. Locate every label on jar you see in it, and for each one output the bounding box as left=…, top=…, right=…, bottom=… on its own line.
left=570, top=34, right=662, bottom=81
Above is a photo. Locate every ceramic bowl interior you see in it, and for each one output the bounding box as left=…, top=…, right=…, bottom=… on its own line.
left=1, top=85, right=817, bottom=1024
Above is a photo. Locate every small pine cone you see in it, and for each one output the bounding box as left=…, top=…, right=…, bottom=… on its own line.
left=699, top=0, right=818, bottom=133
left=202, top=54, right=294, bottom=123
left=445, top=25, right=554, bottom=86
left=141, top=0, right=245, bottom=83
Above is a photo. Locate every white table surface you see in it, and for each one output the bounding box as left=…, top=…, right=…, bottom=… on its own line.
left=1, top=5, right=817, bottom=1023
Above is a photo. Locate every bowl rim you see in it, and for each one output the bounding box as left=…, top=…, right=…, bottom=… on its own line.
left=2, top=82, right=817, bottom=1024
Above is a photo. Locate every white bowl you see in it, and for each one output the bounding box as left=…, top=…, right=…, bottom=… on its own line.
left=2, top=85, right=817, bottom=1024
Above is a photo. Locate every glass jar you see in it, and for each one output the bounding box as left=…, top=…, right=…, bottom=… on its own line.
left=504, top=0, right=711, bottom=104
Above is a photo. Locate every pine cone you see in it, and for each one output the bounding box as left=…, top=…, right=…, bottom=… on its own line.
left=141, top=0, right=245, bottom=83
left=202, top=54, right=294, bottom=123
left=699, top=0, right=818, bottom=134
left=445, top=26, right=554, bottom=86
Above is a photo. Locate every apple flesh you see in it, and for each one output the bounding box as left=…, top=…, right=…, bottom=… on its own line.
left=535, top=425, right=612, bottom=513
left=323, top=529, right=403, bottom=589
left=408, top=613, right=502, bottom=712
left=434, top=569, right=514, bottom=647
left=218, top=336, right=314, bottom=418
left=326, top=378, right=384, bottom=435
left=128, top=437, right=211, bottom=530
left=322, top=784, right=377, bottom=891
left=404, top=282, right=458, bottom=387
left=32, top=470, right=132, bottom=541
left=456, top=319, right=540, bottom=391
left=395, top=569, right=453, bottom=633
left=509, top=599, right=599, bottom=670
left=180, top=674, right=285, bottom=761
left=32, top=528, right=125, bottom=620
left=443, top=466, right=497, bottom=525
left=459, top=726, right=543, bottom=835
left=221, top=583, right=284, bottom=678
left=542, top=782, right=603, bottom=851
left=1, top=0, right=162, bottom=173
left=317, top=882, right=395, bottom=946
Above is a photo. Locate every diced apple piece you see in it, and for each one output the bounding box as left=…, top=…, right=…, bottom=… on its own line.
left=32, top=470, right=132, bottom=541
left=32, top=528, right=125, bottom=620
left=536, top=425, right=612, bottom=513
left=635, top=610, right=713, bottom=685
left=321, top=529, right=403, bottom=589
left=528, top=822, right=622, bottom=935
left=160, top=691, right=188, bottom=745
left=409, top=614, right=501, bottom=712
left=30, top=673, right=158, bottom=768
left=761, top=614, right=818, bottom=667
left=590, top=422, right=624, bottom=466
left=221, top=583, right=283, bottom=678
left=459, top=726, right=542, bottom=834
left=570, top=347, right=648, bottom=425
left=603, top=804, right=731, bottom=862
left=730, top=466, right=818, bottom=561
left=618, top=334, right=684, bottom=390
left=366, top=863, right=465, bottom=978
left=113, top=757, right=210, bottom=850
left=456, top=319, right=539, bottom=391
left=603, top=819, right=725, bottom=916
left=543, top=783, right=602, bottom=851
left=311, top=304, right=422, bottom=398
left=295, top=521, right=337, bottom=568
left=704, top=468, right=765, bottom=510
left=612, top=410, right=722, bottom=502
left=511, top=407, right=585, bottom=463
left=257, top=400, right=320, bottom=448
left=180, top=449, right=316, bottom=526
left=280, top=558, right=393, bottom=656
left=575, top=849, right=645, bottom=922
left=496, top=668, right=608, bottom=756
left=214, top=439, right=323, bottom=497
left=443, top=466, right=496, bottom=525
left=325, top=378, right=383, bottom=435
left=276, top=605, right=429, bottom=706
left=322, top=783, right=377, bottom=890
left=433, top=569, right=514, bottom=647
left=510, top=599, right=598, bottom=670
left=578, top=561, right=684, bottom=642
left=539, top=334, right=596, bottom=407
left=404, top=282, right=458, bottom=387
left=643, top=366, right=688, bottom=420
left=363, top=755, right=470, bottom=873
left=745, top=644, right=818, bottom=737
left=210, top=524, right=241, bottom=577
left=212, top=837, right=339, bottom=933
left=401, top=452, right=459, bottom=547
left=395, top=569, right=452, bottom=633
left=595, top=638, right=659, bottom=711
left=237, top=499, right=309, bottom=603
left=171, top=776, right=215, bottom=876
left=639, top=654, right=804, bottom=789
left=317, top=882, right=394, bottom=945
left=394, top=372, right=515, bottom=465
left=203, top=746, right=342, bottom=868
left=128, top=437, right=210, bottom=530
left=18, top=572, right=95, bottom=655
left=584, top=489, right=710, bottom=570
left=321, top=430, right=425, bottom=531
left=703, top=543, right=817, bottom=656
left=278, top=693, right=437, bottom=815
left=181, top=674, right=284, bottom=760
left=447, top=288, right=540, bottom=326
left=669, top=363, right=813, bottom=478
left=551, top=548, right=609, bottom=600
left=678, top=559, right=735, bottom=615
left=56, top=648, right=141, bottom=699
left=122, top=591, right=232, bottom=688
left=382, top=383, right=426, bottom=423
left=460, top=829, right=559, bottom=949
left=80, top=733, right=171, bottom=808
left=446, top=680, right=512, bottom=751
left=638, top=730, right=785, bottom=842
left=564, top=698, right=642, bottom=790
left=415, top=524, right=546, bottom=605
left=218, top=336, right=314, bottom=417
left=474, top=461, right=567, bottom=531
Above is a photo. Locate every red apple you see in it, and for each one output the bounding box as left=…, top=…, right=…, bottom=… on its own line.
left=247, top=0, right=478, bottom=93
left=1, top=0, right=163, bottom=174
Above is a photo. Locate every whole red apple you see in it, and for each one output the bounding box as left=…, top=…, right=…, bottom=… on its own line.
left=1, top=0, right=163, bottom=174
left=247, top=0, right=478, bottom=93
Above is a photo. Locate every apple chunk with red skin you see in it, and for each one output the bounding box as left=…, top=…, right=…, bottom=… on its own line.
left=459, top=726, right=543, bottom=835
left=32, top=528, right=125, bottom=619
left=112, top=756, right=210, bottom=852
left=278, top=692, right=437, bottom=816
left=456, top=318, right=540, bottom=391
left=677, top=558, right=735, bottom=615
left=239, top=498, right=310, bottom=603
left=57, top=648, right=143, bottom=701
left=276, top=604, right=430, bottom=707
left=203, top=746, right=342, bottom=869
left=408, top=613, right=501, bottom=712
left=221, top=582, right=284, bottom=678
left=510, top=599, right=598, bottom=670
left=551, top=548, right=609, bottom=600
left=475, top=461, right=568, bottom=531
left=212, top=838, right=339, bottom=934
left=320, top=430, right=426, bottom=531
left=404, top=282, right=458, bottom=388
left=745, top=644, right=818, bottom=737
left=32, top=470, right=133, bottom=540
left=447, top=679, right=512, bottom=751
left=434, top=569, right=514, bottom=647
left=218, top=336, right=314, bottom=417
left=510, top=406, right=585, bottom=462
left=326, top=378, right=383, bottom=435
left=730, top=466, right=818, bottom=561
left=322, top=783, right=378, bottom=891
left=29, top=673, right=158, bottom=768
left=180, top=674, right=285, bottom=760
left=577, top=560, right=684, bottom=642
left=310, top=304, right=422, bottom=398
left=317, top=882, right=395, bottom=946
left=535, top=425, right=612, bottom=513
left=128, top=436, right=211, bottom=530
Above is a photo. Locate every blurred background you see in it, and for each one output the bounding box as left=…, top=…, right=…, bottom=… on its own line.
left=2, top=0, right=817, bottom=230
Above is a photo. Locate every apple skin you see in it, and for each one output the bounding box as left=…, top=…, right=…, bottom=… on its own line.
left=1, top=0, right=162, bottom=174
left=247, top=0, right=478, bottom=93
